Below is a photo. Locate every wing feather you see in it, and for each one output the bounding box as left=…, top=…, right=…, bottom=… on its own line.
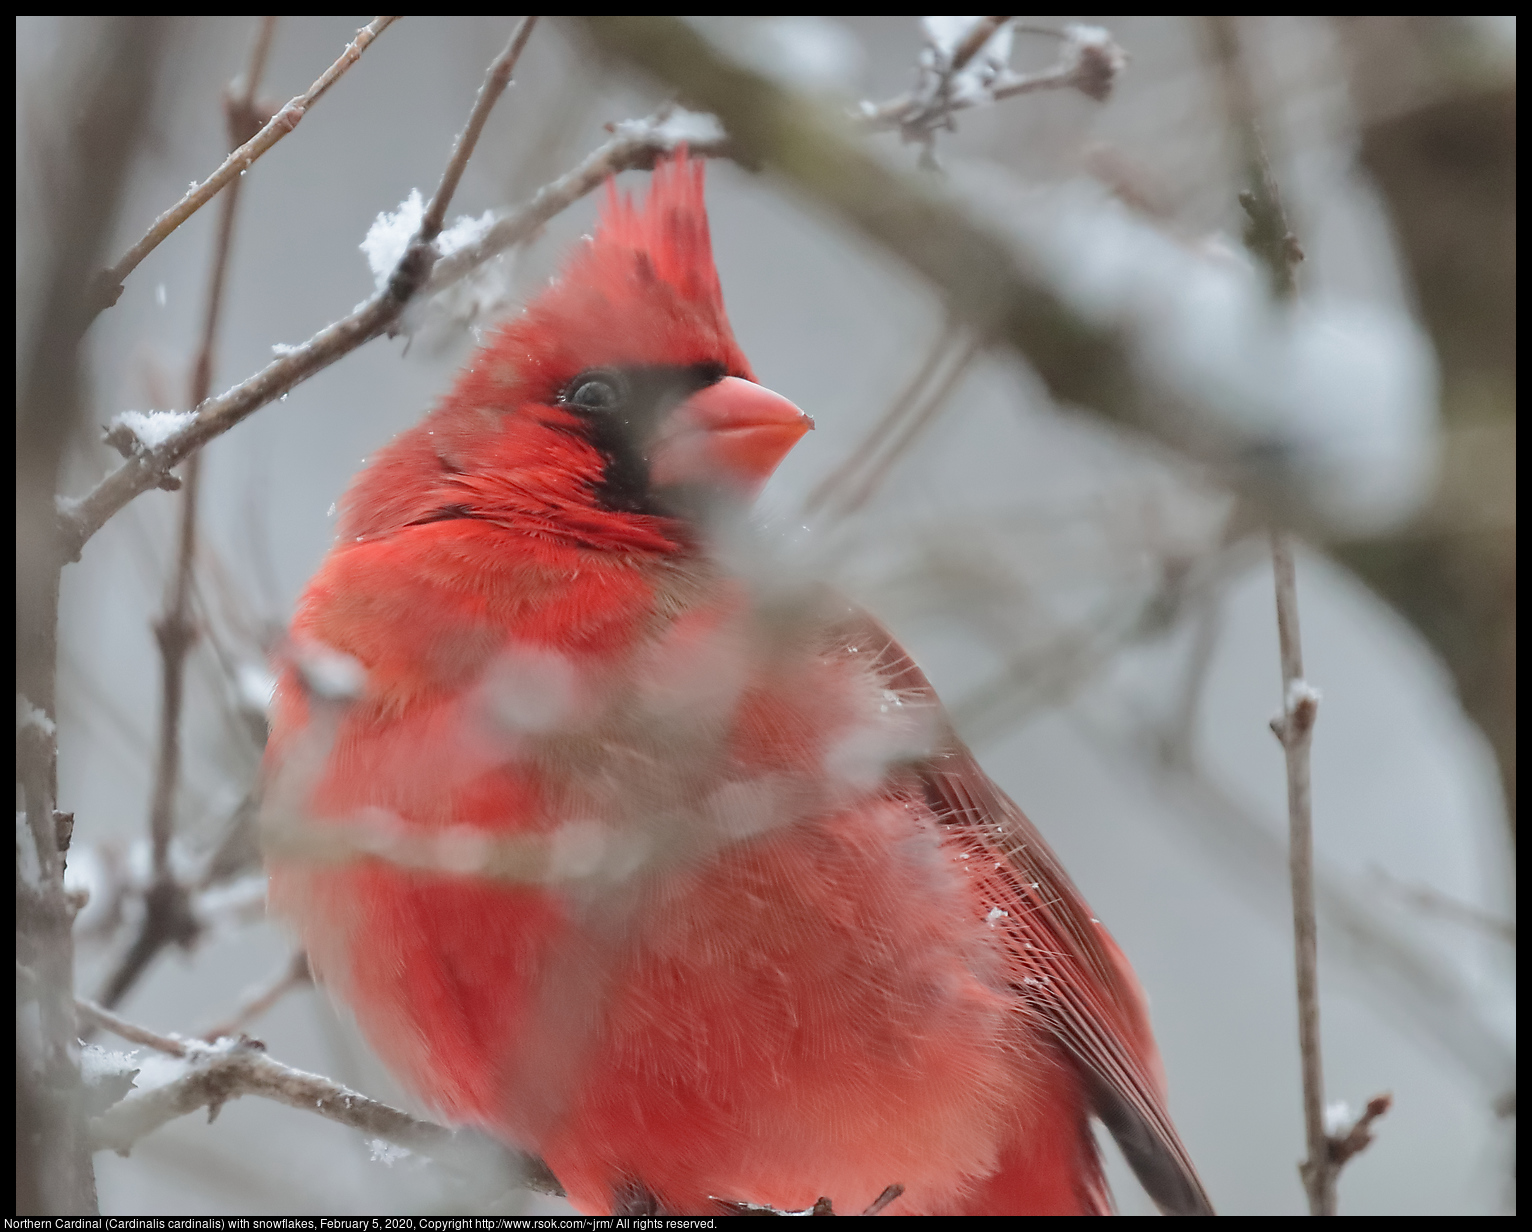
left=833, top=606, right=1214, bottom=1216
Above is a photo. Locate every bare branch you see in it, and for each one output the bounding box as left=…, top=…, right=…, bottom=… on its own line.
left=1074, top=714, right=1514, bottom=1098
left=863, top=1184, right=906, bottom=1216
left=88, top=16, right=400, bottom=318
left=417, top=15, right=539, bottom=244
left=1202, top=13, right=1337, bottom=1215
left=949, top=16, right=1013, bottom=74
left=1268, top=531, right=1331, bottom=1214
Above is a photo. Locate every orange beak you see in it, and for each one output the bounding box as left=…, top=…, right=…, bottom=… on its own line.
left=649, top=376, right=814, bottom=496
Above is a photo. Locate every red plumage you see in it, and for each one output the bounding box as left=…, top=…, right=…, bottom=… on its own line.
left=262, top=152, right=1212, bottom=1216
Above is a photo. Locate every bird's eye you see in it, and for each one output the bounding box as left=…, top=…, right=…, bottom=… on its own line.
left=563, top=370, right=624, bottom=412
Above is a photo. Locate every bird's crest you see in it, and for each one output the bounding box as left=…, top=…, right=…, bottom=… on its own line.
left=498, top=149, right=754, bottom=389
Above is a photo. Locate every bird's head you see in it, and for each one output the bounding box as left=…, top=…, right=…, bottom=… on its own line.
left=339, top=152, right=813, bottom=552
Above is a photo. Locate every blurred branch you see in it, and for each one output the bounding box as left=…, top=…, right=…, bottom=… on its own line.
left=1370, top=870, right=1516, bottom=943
left=1335, top=20, right=1517, bottom=840
left=98, top=20, right=278, bottom=1014
left=76, top=999, right=563, bottom=1198
left=577, top=17, right=1522, bottom=883
left=16, top=15, right=168, bottom=1215
left=57, top=109, right=731, bottom=563
left=197, top=950, right=310, bottom=1043
left=952, top=532, right=1255, bottom=745
left=87, top=15, right=400, bottom=320
left=1204, top=14, right=1338, bottom=1214
left=719, top=1184, right=904, bottom=1217
left=838, top=336, right=979, bottom=515
left=802, top=316, right=960, bottom=517
left=805, top=320, right=981, bottom=521
left=574, top=17, right=1364, bottom=544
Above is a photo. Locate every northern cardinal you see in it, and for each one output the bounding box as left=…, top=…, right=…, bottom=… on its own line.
left=263, top=153, right=1213, bottom=1216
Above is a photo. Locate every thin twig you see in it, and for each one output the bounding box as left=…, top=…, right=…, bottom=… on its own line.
left=802, top=316, right=960, bottom=516
left=87, top=16, right=400, bottom=320
left=1269, top=532, right=1330, bottom=1213
left=1074, top=711, right=1511, bottom=1097
left=1370, top=869, right=1516, bottom=943
left=98, top=20, right=279, bottom=1014
left=57, top=112, right=731, bottom=560
left=838, top=335, right=981, bottom=516
left=1202, top=15, right=1345, bottom=1214
left=198, top=949, right=311, bottom=1043
left=417, top=16, right=539, bottom=244
left=1327, top=1094, right=1393, bottom=1170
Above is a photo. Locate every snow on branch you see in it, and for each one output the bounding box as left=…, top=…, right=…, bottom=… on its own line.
left=77, top=997, right=562, bottom=1196
left=860, top=19, right=1127, bottom=156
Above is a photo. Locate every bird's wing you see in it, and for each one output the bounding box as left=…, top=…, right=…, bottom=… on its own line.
left=832, top=606, right=1215, bottom=1216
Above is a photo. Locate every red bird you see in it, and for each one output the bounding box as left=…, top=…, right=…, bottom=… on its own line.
left=263, top=154, right=1213, bottom=1216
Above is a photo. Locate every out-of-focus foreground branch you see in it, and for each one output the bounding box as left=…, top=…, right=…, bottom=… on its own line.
left=577, top=14, right=1517, bottom=838
left=16, top=16, right=168, bottom=1215
left=1334, top=16, right=1517, bottom=842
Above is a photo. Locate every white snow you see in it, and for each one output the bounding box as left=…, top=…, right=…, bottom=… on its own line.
left=107, top=409, right=196, bottom=451
left=1324, top=1098, right=1356, bottom=1136
left=237, top=663, right=277, bottom=715
left=79, top=1044, right=141, bottom=1115
left=17, top=694, right=55, bottom=737
left=435, top=207, right=498, bottom=260
left=360, top=189, right=425, bottom=289
left=952, top=169, right=1440, bottom=534
left=922, top=16, right=1014, bottom=108
left=368, top=1137, right=413, bottom=1167
left=611, top=107, right=726, bottom=149
left=1285, top=677, right=1323, bottom=714
left=291, top=640, right=368, bottom=702
left=16, top=810, right=41, bottom=887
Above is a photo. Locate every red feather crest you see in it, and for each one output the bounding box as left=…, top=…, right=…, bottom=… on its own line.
left=500, top=149, right=755, bottom=393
